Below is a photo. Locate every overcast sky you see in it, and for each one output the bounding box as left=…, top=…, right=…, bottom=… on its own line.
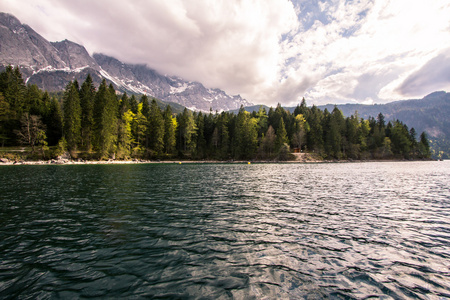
left=2, top=0, right=450, bottom=106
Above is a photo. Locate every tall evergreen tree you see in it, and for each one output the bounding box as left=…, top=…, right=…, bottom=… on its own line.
left=63, top=81, right=81, bottom=151
left=177, top=108, right=197, bottom=156
left=163, top=105, right=176, bottom=155
left=141, top=95, right=150, bottom=119
left=45, top=98, right=63, bottom=146
left=275, top=117, right=288, bottom=151
left=79, top=74, right=96, bottom=150
left=306, top=105, right=324, bottom=153
left=195, top=112, right=207, bottom=158
left=418, top=132, right=430, bottom=158
left=0, top=66, right=26, bottom=119
left=148, top=99, right=164, bottom=155
left=93, top=79, right=118, bottom=158
left=233, top=107, right=258, bottom=159
left=130, top=95, right=138, bottom=114
left=25, top=84, right=43, bottom=115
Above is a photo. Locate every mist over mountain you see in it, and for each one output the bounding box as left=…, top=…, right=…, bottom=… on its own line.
left=0, top=12, right=252, bottom=112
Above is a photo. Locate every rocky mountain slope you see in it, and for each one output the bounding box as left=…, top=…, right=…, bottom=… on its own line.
left=0, top=12, right=252, bottom=111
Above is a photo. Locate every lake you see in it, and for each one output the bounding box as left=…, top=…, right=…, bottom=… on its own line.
left=0, top=161, right=449, bottom=299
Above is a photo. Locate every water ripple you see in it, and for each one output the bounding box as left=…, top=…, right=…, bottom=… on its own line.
left=0, top=161, right=449, bottom=299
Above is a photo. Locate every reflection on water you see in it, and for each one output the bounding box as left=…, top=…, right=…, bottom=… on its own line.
left=0, top=161, right=449, bottom=298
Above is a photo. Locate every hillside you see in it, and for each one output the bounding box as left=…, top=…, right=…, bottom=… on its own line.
left=0, top=12, right=252, bottom=112
left=236, top=92, right=450, bottom=159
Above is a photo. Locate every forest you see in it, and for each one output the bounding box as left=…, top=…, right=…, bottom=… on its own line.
left=0, top=66, right=430, bottom=161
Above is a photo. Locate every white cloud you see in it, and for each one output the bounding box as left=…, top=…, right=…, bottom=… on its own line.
left=1, top=0, right=449, bottom=106
left=284, top=0, right=450, bottom=105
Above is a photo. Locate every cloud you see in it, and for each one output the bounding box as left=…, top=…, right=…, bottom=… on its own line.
left=1, top=0, right=450, bottom=106
left=299, top=0, right=449, bottom=104
left=396, top=50, right=450, bottom=97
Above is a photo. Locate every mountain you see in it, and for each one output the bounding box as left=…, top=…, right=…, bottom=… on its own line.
left=0, top=12, right=252, bottom=112
left=92, top=54, right=252, bottom=111
left=315, top=91, right=450, bottom=139
left=316, top=92, right=450, bottom=159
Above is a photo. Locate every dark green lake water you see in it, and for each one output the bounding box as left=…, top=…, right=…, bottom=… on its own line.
left=0, top=162, right=449, bottom=299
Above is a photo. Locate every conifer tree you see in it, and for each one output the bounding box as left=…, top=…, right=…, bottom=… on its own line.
left=177, top=108, right=197, bottom=155
left=141, top=95, right=150, bottom=119
left=25, top=84, right=43, bottom=115
left=63, top=81, right=81, bottom=151
left=233, top=106, right=258, bottom=159
left=119, top=93, right=130, bottom=115
left=163, top=105, right=176, bottom=155
left=93, top=79, right=118, bottom=158
left=148, top=99, right=164, bottom=155
left=131, top=103, right=148, bottom=155
left=195, top=112, right=207, bottom=158
left=306, top=106, right=324, bottom=153
left=45, top=98, right=63, bottom=146
left=0, top=92, right=10, bottom=146
left=0, top=66, right=26, bottom=118
left=79, top=74, right=95, bottom=150
left=419, top=132, right=430, bottom=158
left=130, top=95, right=138, bottom=114
left=275, top=118, right=288, bottom=151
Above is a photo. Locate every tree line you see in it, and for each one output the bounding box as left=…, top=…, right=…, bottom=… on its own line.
left=0, top=66, right=430, bottom=160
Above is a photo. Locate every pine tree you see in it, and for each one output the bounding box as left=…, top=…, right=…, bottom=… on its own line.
left=79, top=74, right=95, bottom=150
left=177, top=108, right=197, bottom=156
left=275, top=117, right=288, bottom=151
left=93, top=79, right=118, bottom=158
left=119, top=93, right=130, bottom=115
left=141, top=95, right=150, bottom=119
left=63, top=81, right=81, bottom=152
left=390, top=121, right=411, bottom=158
left=163, top=105, right=176, bottom=155
left=0, top=92, right=10, bottom=146
left=130, top=95, right=138, bottom=114
left=418, top=132, right=430, bottom=158
left=306, top=106, right=324, bottom=153
left=325, top=107, right=345, bottom=158
left=131, top=103, right=148, bottom=155
left=0, top=66, right=26, bottom=118
left=195, top=112, right=207, bottom=158
left=233, top=106, right=258, bottom=159
left=45, top=98, right=63, bottom=146
left=148, top=99, right=164, bottom=155
left=25, top=84, right=43, bottom=115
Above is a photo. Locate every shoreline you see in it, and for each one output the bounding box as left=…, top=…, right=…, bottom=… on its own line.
left=0, top=158, right=436, bottom=166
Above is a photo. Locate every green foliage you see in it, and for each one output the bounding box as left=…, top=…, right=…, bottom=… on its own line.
left=233, top=107, right=258, bottom=159
left=0, top=67, right=432, bottom=161
left=176, top=108, right=197, bottom=156
left=79, top=74, right=95, bottom=150
left=93, top=79, right=118, bottom=159
left=148, top=99, right=164, bottom=156
left=163, top=105, right=176, bottom=155
left=63, top=81, right=81, bottom=151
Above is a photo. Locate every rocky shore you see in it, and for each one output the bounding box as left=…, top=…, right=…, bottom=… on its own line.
left=0, top=152, right=324, bottom=166
left=0, top=152, right=433, bottom=166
